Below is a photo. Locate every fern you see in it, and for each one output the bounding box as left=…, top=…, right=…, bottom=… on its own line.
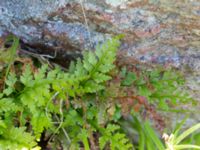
left=78, top=129, right=90, bottom=150
left=3, top=72, right=17, bottom=96
left=121, top=67, right=193, bottom=110
left=67, top=36, right=122, bottom=94
left=1, top=34, right=194, bottom=150
left=31, top=111, right=52, bottom=139
left=99, top=124, right=133, bottom=150
left=0, top=127, right=36, bottom=150
left=0, top=98, right=18, bottom=113
left=0, top=35, right=117, bottom=149
left=20, top=65, right=34, bottom=87
left=19, top=65, right=55, bottom=139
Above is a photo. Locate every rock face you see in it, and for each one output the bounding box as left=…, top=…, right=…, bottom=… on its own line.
left=0, top=0, right=200, bottom=126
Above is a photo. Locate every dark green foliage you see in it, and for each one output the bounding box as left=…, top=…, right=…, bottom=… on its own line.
left=99, top=124, right=133, bottom=150
left=120, top=114, right=165, bottom=150
left=122, top=71, right=137, bottom=86
left=121, top=67, right=193, bottom=110
left=0, top=127, right=36, bottom=150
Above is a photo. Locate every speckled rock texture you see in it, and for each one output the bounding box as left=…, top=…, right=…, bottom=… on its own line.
left=0, top=0, right=199, bottom=127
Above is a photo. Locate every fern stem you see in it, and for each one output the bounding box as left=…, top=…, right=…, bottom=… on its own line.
left=49, top=99, right=64, bottom=142
left=45, top=91, right=59, bottom=121
left=55, top=115, right=71, bottom=145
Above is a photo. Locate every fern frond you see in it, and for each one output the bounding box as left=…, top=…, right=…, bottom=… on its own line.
left=20, top=65, right=33, bottom=87
left=5, top=72, right=17, bottom=87
left=34, top=64, right=48, bottom=80
left=3, top=72, right=17, bottom=96
left=0, top=127, right=36, bottom=150
left=99, top=124, right=133, bottom=150
left=78, top=129, right=90, bottom=150
left=31, top=111, right=52, bottom=139
left=20, top=84, right=50, bottom=112
left=0, top=98, right=18, bottom=113
left=68, top=36, right=121, bottom=94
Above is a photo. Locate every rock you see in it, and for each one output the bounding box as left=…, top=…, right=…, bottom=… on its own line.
left=0, top=0, right=200, bottom=128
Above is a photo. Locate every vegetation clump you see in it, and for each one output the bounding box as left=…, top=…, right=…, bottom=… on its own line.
left=0, top=35, right=199, bottom=149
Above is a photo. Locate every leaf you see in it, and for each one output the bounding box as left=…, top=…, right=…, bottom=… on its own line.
left=68, top=61, right=75, bottom=74
left=93, top=73, right=111, bottom=83
left=3, top=72, right=17, bottom=95
left=120, top=67, right=127, bottom=78
left=34, top=64, right=48, bottom=80
left=143, top=122, right=165, bottom=150
left=0, top=98, right=18, bottom=113
left=158, top=99, right=169, bottom=110
left=3, top=87, right=14, bottom=96
left=174, top=123, right=200, bottom=145
left=122, top=72, right=137, bottom=86
left=78, top=129, right=90, bottom=150
left=74, top=58, right=87, bottom=77
left=97, top=64, right=115, bottom=73
left=173, top=116, right=188, bottom=138
left=31, top=112, right=52, bottom=139
left=0, top=120, right=6, bottom=129
left=0, top=127, right=36, bottom=149
left=112, top=106, right=121, bottom=122
left=99, top=124, right=133, bottom=150
left=87, top=51, right=97, bottom=65
left=138, top=86, right=152, bottom=97
left=5, top=72, right=17, bottom=87
left=83, top=81, right=104, bottom=93
left=20, top=65, right=33, bottom=87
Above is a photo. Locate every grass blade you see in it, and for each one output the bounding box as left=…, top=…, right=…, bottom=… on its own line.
left=144, top=122, right=165, bottom=150
left=174, top=123, right=200, bottom=144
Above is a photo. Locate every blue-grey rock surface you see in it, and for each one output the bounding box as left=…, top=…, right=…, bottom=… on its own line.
left=0, top=0, right=199, bottom=128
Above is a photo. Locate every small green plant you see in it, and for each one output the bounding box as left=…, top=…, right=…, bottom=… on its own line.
left=119, top=113, right=167, bottom=150
left=163, top=122, right=200, bottom=150
left=120, top=67, right=193, bottom=111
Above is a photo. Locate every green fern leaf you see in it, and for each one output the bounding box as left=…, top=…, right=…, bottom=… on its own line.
left=83, top=81, right=104, bottom=93
left=31, top=111, right=52, bottom=139
left=3, top=72, right=17, bottom=96
left=34, top=64, right=48, bottom=80
left=0, top=127, right=36, bottom=150
left=0, top=120, right=7, bottom=135
left=78, top=129, right=90, bottom=150
left=74, top=58, right=87, bottom=78
left=79, top=36, right=121, bottom=94
left=0, top=98, right=18, bottom=113
left=99, top=124, right=133, bottom=150
left=5, top=72, right=17, bottom=87
left=20, top=65, right=33, bottom=87
left=93, top=73, right=111, bottom=83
